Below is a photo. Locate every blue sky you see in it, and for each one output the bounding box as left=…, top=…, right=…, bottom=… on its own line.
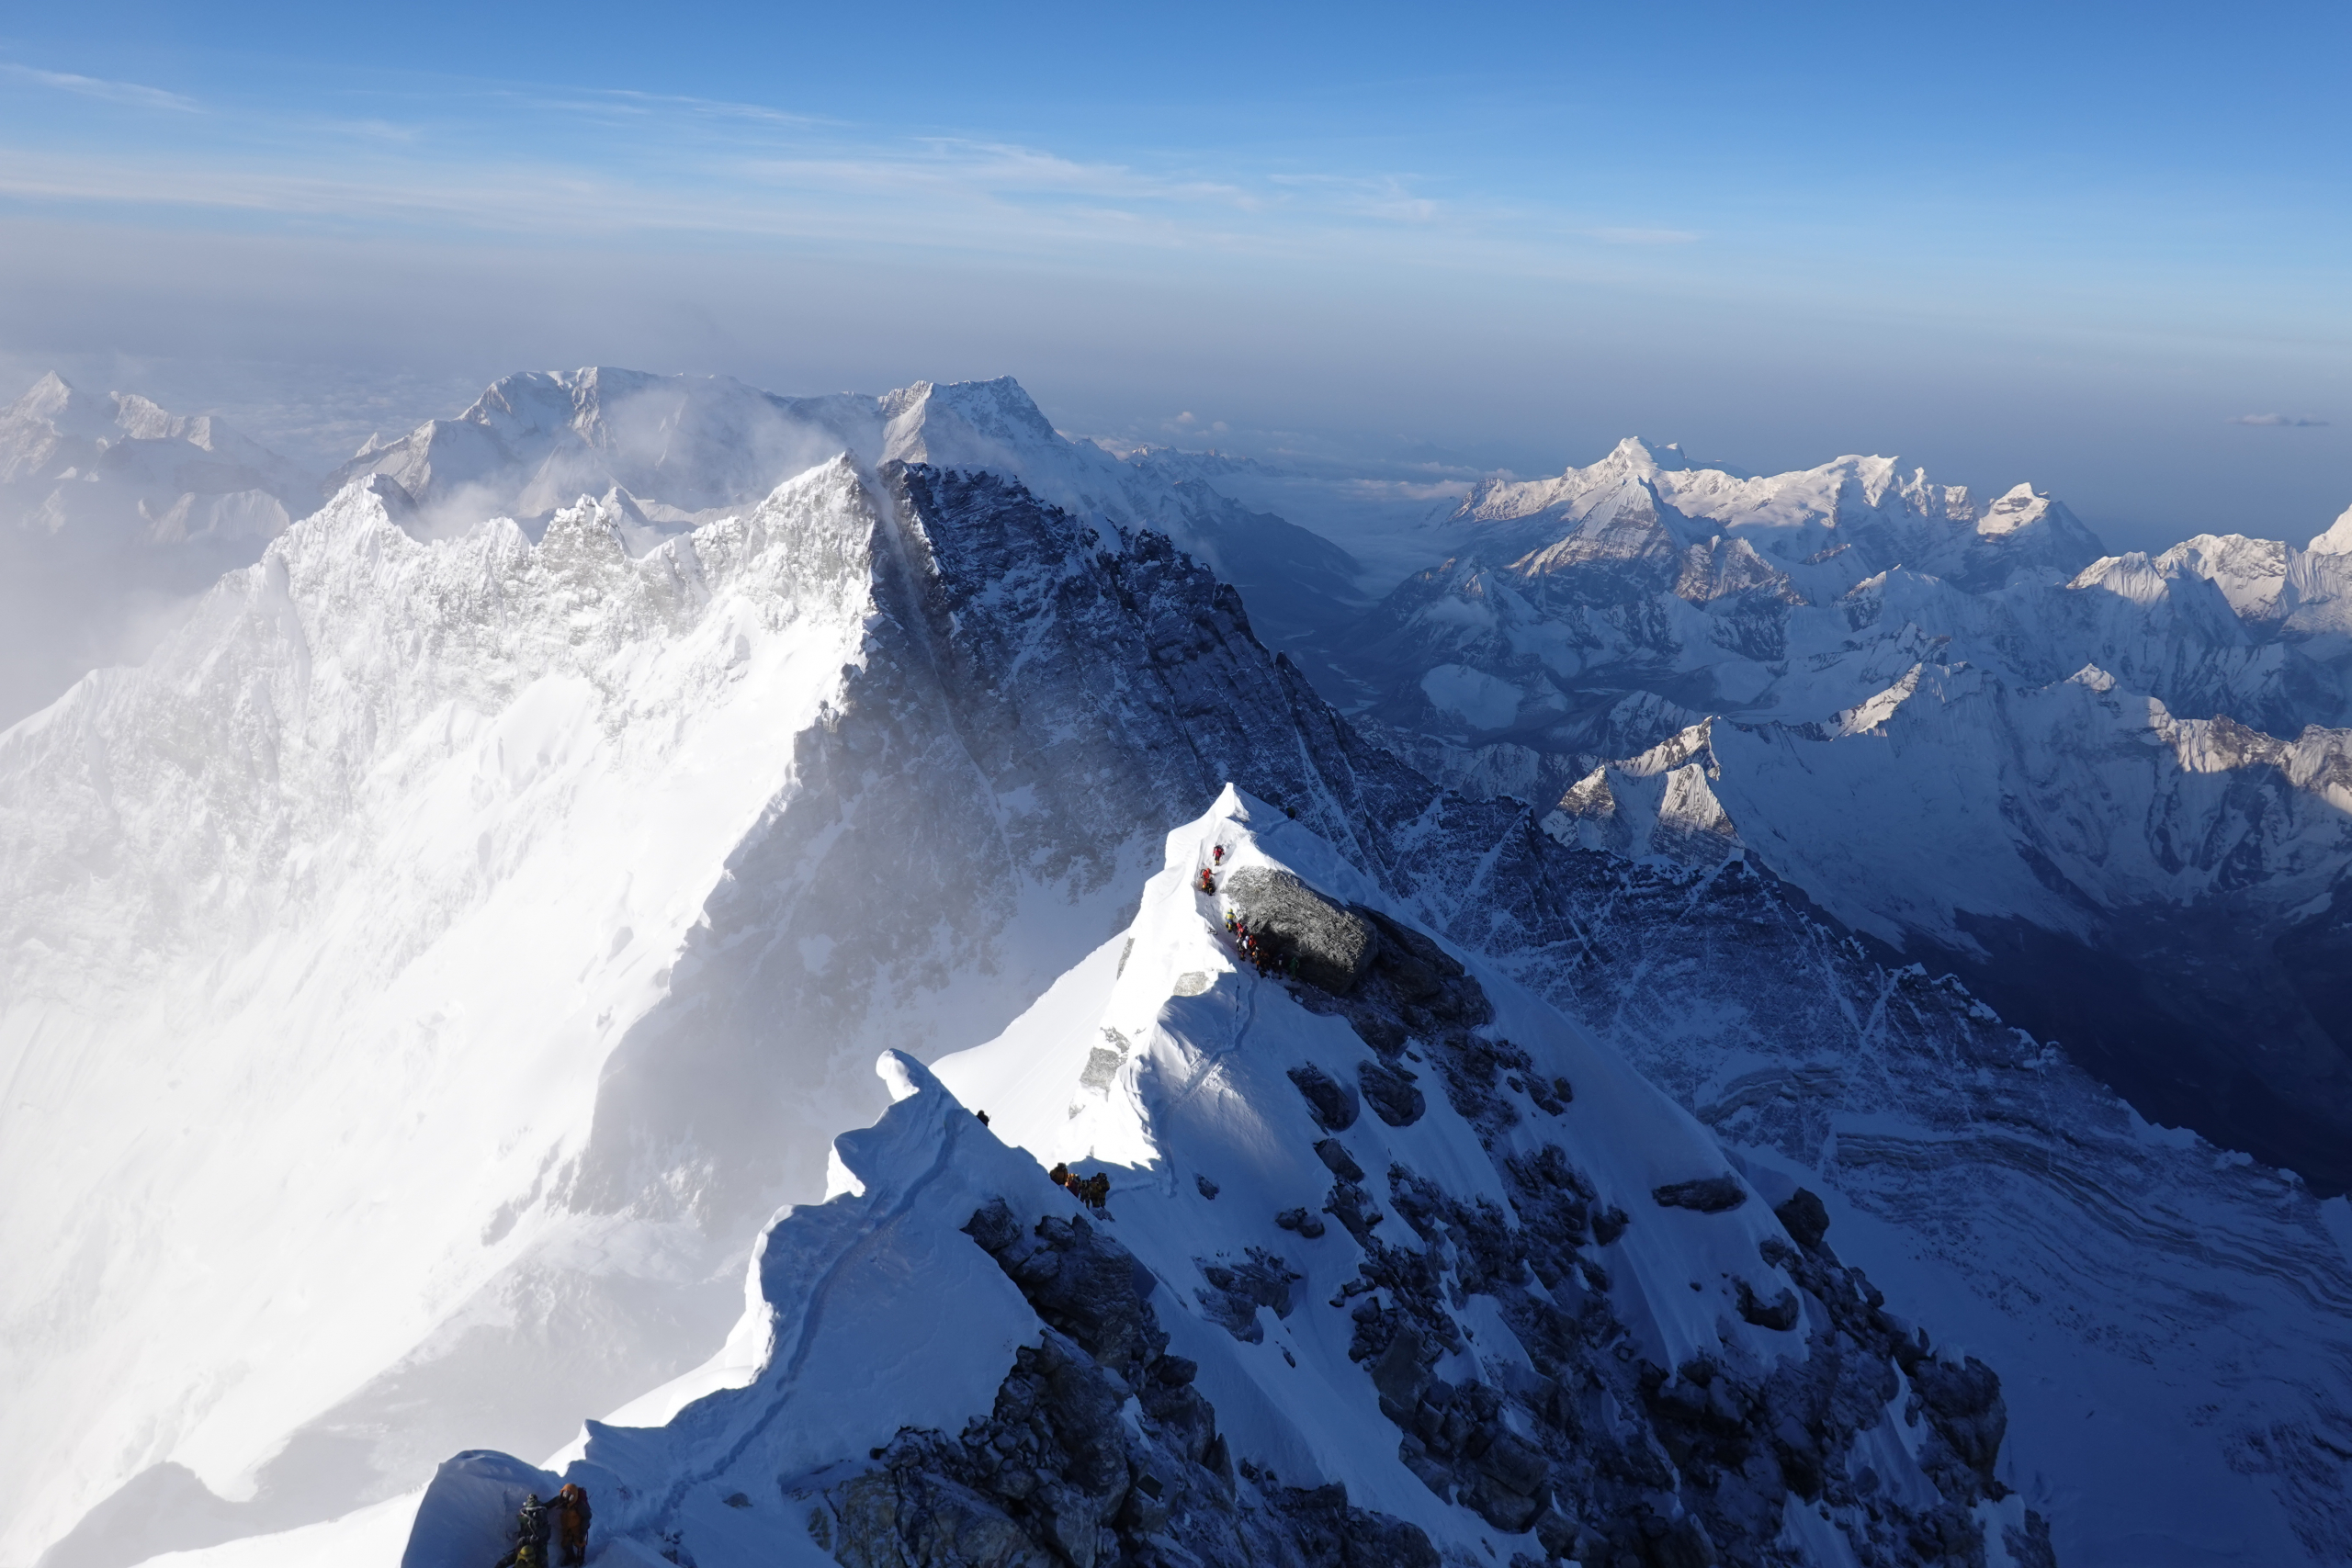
left=2, top=1, right=2347, bottom=547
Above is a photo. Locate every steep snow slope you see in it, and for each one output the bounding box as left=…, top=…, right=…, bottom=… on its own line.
left=1437, top=830, right=2352, bottom=1565
left=0, top=452, right=1427, bottom=1568
left=13, top=424, right=2352, bottom=1568
left=2, top=461, right=885, bottom=1567
left=374, top=790, right=2045, bottom=1568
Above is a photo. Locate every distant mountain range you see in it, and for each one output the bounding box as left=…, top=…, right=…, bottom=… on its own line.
left=5, top=370, right=2348, bottom=1568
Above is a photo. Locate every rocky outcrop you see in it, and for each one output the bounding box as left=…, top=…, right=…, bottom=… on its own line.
left=822, top=1202, right=1440, bottom=1568
left=1222, top=869, right=1377, bottom=994
left=1255, top=912, right=2039, bottom=1566
left=1651, top=1178, right=1747, bottom=1214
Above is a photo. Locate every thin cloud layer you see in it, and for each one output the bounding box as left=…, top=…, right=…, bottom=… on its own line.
left=2227, top=412, right=2329, bottom=427
left=3, top=62, right=198, bottom=113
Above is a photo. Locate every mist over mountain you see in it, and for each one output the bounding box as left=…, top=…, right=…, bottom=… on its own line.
left=5, top=368, right=2350, bottom=1568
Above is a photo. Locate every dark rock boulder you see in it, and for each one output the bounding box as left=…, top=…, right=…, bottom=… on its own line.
left=1911, top=1355, right=2009, bottom=1496
left=1736, top=1280, right=1801, bottom=1331
left=1774, top=1188, right=1831, bottom=1251
left=1267, top=1482, right=1442, bottom=1568
left=1651, top=1176, right=1748, bottom=1213
left=1357, top=1059, right=1427, bottom=1126
left=962, top=1201, right=1166, bottom=1383
left=1225, top=867, right=1376, bottom=993
left=1289, top=1063, right=1360, bottom=1132
left=1313, top=1137, right=1365, bottom=1183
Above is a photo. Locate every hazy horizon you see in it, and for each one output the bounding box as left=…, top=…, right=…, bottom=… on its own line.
left=6, top=0, right=2350, bottom=553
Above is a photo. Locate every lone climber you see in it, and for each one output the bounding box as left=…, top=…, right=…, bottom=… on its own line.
left=552, top=1484, right=592, bottom=1567
left=494, top=1494, right=551, bottom=1568
left=1196, top=866, right=1216, bottom=893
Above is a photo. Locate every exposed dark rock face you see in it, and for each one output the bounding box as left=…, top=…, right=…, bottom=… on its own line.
left=1223, top=868, right=1377, bottom=994
left=1282, top=919, right=2037, bottom=1568
left=824, top=1201, right=1440, bottom=1568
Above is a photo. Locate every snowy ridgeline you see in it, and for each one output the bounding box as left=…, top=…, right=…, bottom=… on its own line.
left=4, top=375, right=2352, bottom=1568
left=1327, top=439, right=2352, bottom=1194
left=363, top=792, right=2052, bottom=1568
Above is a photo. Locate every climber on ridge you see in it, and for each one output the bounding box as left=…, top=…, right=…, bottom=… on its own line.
left=494, top=1494, right=551, bottom=1568
left=1197, top=866, right=1216, bottom=894
left=552, top=1484, right=592, bottom=1567
left=1047, top=1163, right=1112, bottom=1212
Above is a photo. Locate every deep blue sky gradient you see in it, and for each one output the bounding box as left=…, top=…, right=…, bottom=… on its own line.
left=2, top=1, right=2346, bottom=547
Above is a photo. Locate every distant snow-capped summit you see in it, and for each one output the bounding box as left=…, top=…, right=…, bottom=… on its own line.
left=0, top=371, right=310, bottom=544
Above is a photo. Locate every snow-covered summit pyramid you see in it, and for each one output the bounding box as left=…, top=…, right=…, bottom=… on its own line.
left=390, top=789, right=2046, bottom=1568
left=329, top=367, right=1368, bottom=649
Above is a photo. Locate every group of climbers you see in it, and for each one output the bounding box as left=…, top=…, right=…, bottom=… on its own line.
left=1048, top=1162, right=1111, bottom=1211
left=1223, top=908, right=1300, bottom=981
left=498, top=1485, right=590, bottom=1568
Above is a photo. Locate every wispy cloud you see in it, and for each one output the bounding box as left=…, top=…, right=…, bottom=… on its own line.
left=2226, top=412, right=2328, bottom=427
left=4, top=63, right=198, bottom=113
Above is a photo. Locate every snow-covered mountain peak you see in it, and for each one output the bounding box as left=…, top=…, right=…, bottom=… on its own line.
left=881, top=375, right=1066, bottom=461
left=0, top=372, right=310, bottom=550
left=1975, top=481, right=2053, bottom=536
left=378, top=785, right=2044, bottom=1568
left=2307, top=502, right=2352, bottom=556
